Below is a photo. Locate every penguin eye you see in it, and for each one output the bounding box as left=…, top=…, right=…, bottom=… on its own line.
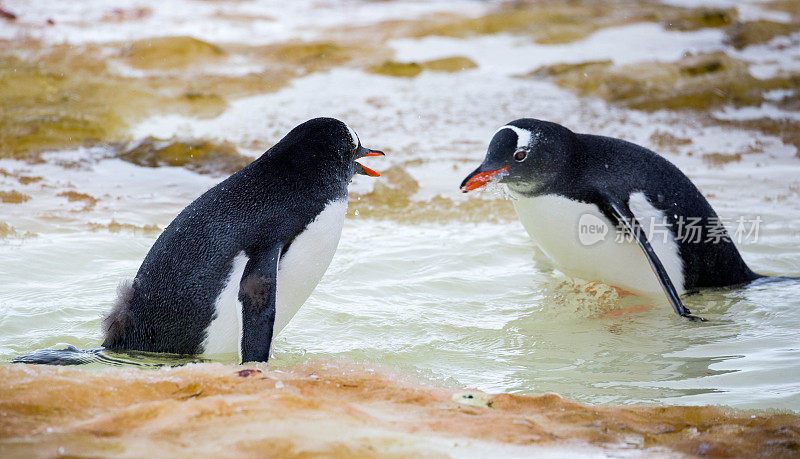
left=513, top=149, right=528, bottom=162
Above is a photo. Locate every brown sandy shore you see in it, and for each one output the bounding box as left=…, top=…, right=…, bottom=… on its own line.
left=1, top=362, right=798, bottom=457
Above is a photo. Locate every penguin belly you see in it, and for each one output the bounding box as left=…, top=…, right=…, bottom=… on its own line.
left=510, top=191, right=685, bottom=296
left=201, top=199, right=348, bottom=358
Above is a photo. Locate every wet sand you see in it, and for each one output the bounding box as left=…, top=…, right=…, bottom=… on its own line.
left=1, top=362, right=798, bottom=457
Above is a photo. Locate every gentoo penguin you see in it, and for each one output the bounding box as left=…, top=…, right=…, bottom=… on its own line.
left=460, top=118, right=761, bottom=321
left=16, top=117, right=384, bottom=364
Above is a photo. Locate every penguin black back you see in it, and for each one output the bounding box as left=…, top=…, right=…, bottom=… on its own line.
left=103, top=118, right=357, bottom=355
left=569, top=132, right=758, bottom=289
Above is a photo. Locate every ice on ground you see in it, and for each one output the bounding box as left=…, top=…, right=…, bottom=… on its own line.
left=388, top=23, right=727, bottom=75
left=0, top=0, right=488, bottom=45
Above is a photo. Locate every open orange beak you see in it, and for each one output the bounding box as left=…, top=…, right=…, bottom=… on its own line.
left=460, top=167, right=510, bottom=193
left=355, top=148, right=384, bottom=177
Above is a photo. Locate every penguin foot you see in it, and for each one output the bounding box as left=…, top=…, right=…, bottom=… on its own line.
left=682, top=309, right=707, bottom=322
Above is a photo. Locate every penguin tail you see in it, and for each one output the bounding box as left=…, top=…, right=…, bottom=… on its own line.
left=12, top=281, right=141, bottom=367
left=102, top=279, right=135, bottom=349
left=11, top=345, right=137, bottom=366
left=741, top=266, right=800, bottom=284
left=748, top=275, right=800, bottom=287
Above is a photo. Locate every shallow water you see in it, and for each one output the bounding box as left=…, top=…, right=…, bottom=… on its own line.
left=2, top=0, right=800, bottom=415
left=3, top=214, right=800, bottom=410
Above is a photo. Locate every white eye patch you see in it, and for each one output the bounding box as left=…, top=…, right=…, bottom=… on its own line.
left=346, top=125, right=359, bottom=148
left=494, top=125, right=532, bottom=150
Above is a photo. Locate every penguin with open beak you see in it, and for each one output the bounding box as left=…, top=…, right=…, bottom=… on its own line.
left=14, top=117, right=385, bottom=365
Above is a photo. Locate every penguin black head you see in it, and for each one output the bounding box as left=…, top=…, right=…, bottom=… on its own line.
left=460, top=119, right=576, bottom=195
left=276, top=117, right=384, bottom=179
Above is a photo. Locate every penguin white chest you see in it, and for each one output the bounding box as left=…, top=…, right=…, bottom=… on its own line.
left=273, top=199, right=348, bottom=334
left=510, top=191, right=684, bottom=295
left=202, top=199, right=347, bottom=358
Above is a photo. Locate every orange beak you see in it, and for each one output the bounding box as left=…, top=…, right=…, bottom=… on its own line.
left=355, top=148, right=384, bottom=177
left=358, top=164, right=381, bottom=177
left=460, top=167, right=511, bottom=193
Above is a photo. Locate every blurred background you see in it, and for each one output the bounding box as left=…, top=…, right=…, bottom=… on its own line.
left=1, top=0, right=799, bottom=410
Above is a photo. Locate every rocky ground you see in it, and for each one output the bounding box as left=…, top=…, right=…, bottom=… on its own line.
left=2, top=362, right=799, bottom=457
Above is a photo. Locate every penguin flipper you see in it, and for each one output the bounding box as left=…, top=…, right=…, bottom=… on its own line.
left=238, top=244, right=281, bottom=363
left=604, top=199, right=706, bottom=322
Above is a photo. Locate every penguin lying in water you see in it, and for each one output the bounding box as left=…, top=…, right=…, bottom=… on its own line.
left=460, top=118, right=766, bottom=321
left=15, top=117, right=384, bottom=364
